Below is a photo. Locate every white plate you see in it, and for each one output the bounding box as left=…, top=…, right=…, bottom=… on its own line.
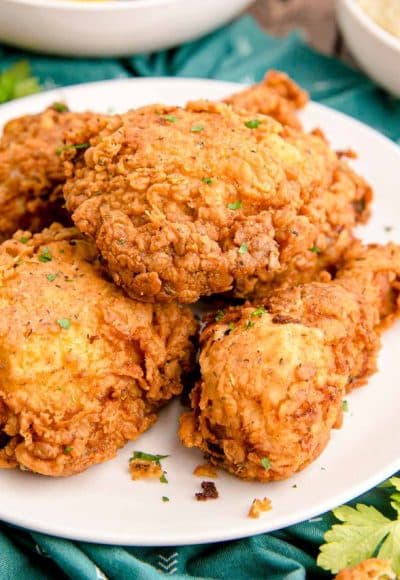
left=0, top=0, right=252, bottom=57
left=0, top=78, right=400, bottom=546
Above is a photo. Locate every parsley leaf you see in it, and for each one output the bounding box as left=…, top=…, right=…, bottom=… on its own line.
left=239, top=243, right=248, bottom=255
left=215, top=310, right=225, bottom=322
left=244, top=320, right=254, bottom=330
left=162, top=496, right=170, bottom=502
left=64, top=446, right=73, bottom=454
left=202, top=177, right=213, bottom=185
left=19, top=236, right=29, bottom=244
left=38, top=248, right=52, bottom=263
left=251, top=306, right=267, bottom=318
left=46, top=273, right=57, bottom=282
left=0, top=61, right=41, bottom=104
left=245, top=119, right=262, bottom=129
left=55, top=143, right=90, bottom=156
left=57, top=318, right=71, bottom=330
left=318, top=479, right=400, bottom=575
left=164, top=115, right=177, bottom=123
left=160, top=473, right=168, bottom=484
left=227, top=200, right=242, bottom=210
left=309, top=245, right=321, bottom=254
left=52, top=102, right=68, bottom=113
left=342, top=400, right=349, bottom=412
left=130, top=451, right=169, bottom=466
left=191, top=124, right=204, bottom=133
left=261, top=457, right=271, bottom=470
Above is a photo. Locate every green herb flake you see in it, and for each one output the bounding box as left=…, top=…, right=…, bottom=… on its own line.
left=228, top=322, right=235, bottom=332
left=309, top=245, right=321, bottom=254
left=202, top=177, right=213, bottom=185
left=385, top=226, right=393, bottom=233
left=64, top=446, right=73, bottom=454
left=244, top=320, right=255, bottom=330
left=160, top=473, right=168, bottom=484
left=57, top=318, right=71, bottom=330
left=38, top=248, right=52, bottom=263
left=46, top=273, right=57, bottom=282
left=19, top=236, right=29, bottom=244
left=162, top=496, right=170, bottom=502
left=191, top=124, right=204, bottom=133
left=215, top=310, right=225, bottom=322
left=52, top=102, right=68, bottom=113
left=342, top=400, right=349, bottom=412
left=239, top=243, right=248, bottom=255
left=261, top=457, right=271, bottom=470
left=165, top=115, right=177, bottom=123
left=130, top=451, right=169, bottom=466
left=55, top=143, right=90, bottom=156
left=251, top=306, right=267, bottom=318
left=227, top=200, right=242, bottom=210
left=245, top=119, right=262, bottom=129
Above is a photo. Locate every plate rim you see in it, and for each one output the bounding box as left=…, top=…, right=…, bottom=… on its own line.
left=0, top=76, right=399, bottom=546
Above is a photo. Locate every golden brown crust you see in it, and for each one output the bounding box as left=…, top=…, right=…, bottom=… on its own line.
left=224, top=70, right=308, bottom=129
left=334, top=558, right=396, bottom=579
left=0, top=106, right=110, bottom=241
left=179, top=243, right=400, bottom=481
left=64, top=100, right=371, bottom=304
left=0, top=224, right=196, bottom=476
left=248, top=497, right=272, bottom=519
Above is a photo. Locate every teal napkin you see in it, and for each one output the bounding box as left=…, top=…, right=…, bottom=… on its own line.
left=0, top=15, right=399, bottom=580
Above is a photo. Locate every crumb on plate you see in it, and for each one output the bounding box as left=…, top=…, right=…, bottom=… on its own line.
left=129, top=459, right=163, bottom=481
left=195, top=481, right=219, bottom=501
left=248, top=497, right=272, bottom=519
left=193, top=463, right=218, bottom=478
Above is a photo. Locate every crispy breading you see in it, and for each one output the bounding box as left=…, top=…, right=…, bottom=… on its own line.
left=0, top=224, right=196, bottom=476
left=0, top=106, right=110, bottom=241
left=179, top=243, right=400, bottom=481
left=63, top=100, right=370, bottom=304
left=248, top=497, right=272, bottom=519
left=224, top=70, right=308, bottom=129
left=335, top=558, right=396, bottom=579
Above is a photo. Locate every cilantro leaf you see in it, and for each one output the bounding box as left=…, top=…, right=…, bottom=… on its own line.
left=130, top=451, right=169, bottom=466
left=261, top=457, right=271, bottom=470
left=239, top=243, right=248, bottom=255
left=245, top=119, right=262, bottom=129
left=57, top=318, right=71, bottom=330
left=317, top=499, right=400, bottom=575
left=227, top=200, right=242, bottom=210
left=0, top=61, right=41, bottom=104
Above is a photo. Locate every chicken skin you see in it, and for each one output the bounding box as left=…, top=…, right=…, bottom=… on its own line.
left=179, top=243, right=400, bottom=481
left=0, top=224, right=196, bottom=476
left=224, top=70, right=308, bottom=130
left=0, top=105, right=110, bottom=242
left=63, top=100, right=370, bottom=304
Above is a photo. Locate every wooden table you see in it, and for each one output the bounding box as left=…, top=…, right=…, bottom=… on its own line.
left=247, top=0, right=349, bottom=60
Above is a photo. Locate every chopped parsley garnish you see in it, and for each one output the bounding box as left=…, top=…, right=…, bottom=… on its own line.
left=251, top=306, right=267, bottom=318
left=385, top=225, right=393, bottom=233
left=130, top=451, right=169, bottom=466
left=215, top=310, right=225, bottom=322
left=245, top=119, right=262, bottom=129
left=228, top=322, right=235, bottom=332
left=46, top=273, right=57, bottom=282
left=202, top=177, right=213, bottom=185
left=191, top=124, right=204, bottom=133
left=342, top=400, right=349, bottom=412
left=239, top=243, right=248, bottom=255
left=64, top=446, right=73, bottom=454
left=165, top=115, right=177, bottom=123
left=57, top=318, right=71, bottom=330
left=309, top=245, right=321, bottom=254
left=52, top=102, right=68, bottom=113
left=19, top=236, right=29, bottom=244
left=160, top=473, right=168, bottom=484
left=261, top=457, right=271, bottom=470
left=244, top=320, right=255, bottom=330
left=38, top=247, right=52, bottom=263
left=227, top=200, right=242, bottom=210
left=162, top=496, right=170, bottom=502
left=55, top=143, right=90, bottom=156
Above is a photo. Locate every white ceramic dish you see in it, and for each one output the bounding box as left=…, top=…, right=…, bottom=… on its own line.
left=337, top=0, right=400, bottom=97
left=0, top=77, right=400, bottom=546
left=0, top=0, right=253, bottom=57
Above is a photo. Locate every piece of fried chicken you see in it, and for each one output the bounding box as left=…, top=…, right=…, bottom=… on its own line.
left=63, top=100, right=371, bottom=304
left=179, top=243, right=400, bottom=481
left=0, top=224, right=196, bottom=477
left=224, top=70, right=308, bottom=130
left=0, top=105, right=111, bottom=242
left=335, top=558, right=396, bottom=580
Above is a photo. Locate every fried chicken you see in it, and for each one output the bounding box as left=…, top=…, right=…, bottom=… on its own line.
left=224, top=70, right=308, bottom=130
left=179, top=243, right=400, bottom=481
left=335, top=559, right=396, bottom=580
left=63, top=100, right=370, bottom=304
left=0, top=105, right=110, bottom=242
left=0, top=224, right=196, bottom=476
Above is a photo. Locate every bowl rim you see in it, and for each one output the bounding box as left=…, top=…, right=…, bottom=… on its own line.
left=1, top=0, right=185, bottom=11
left=341, top=0, right=400, bottom=52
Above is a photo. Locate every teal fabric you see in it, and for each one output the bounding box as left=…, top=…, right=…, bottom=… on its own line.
left=0, top=14, right=399, bottom=579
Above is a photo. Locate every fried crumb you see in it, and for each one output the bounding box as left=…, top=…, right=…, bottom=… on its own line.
left=336, top=148, right=357, bottom=159
left=195, top=481, right=219, bottom=501
left=193, top=463, right=218, bottom=478
left=248, top=497, right=272, bottom=518
left=129, top=459, right=162, bottom=481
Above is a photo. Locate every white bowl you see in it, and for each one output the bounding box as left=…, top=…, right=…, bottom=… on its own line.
left=337, top=0, right=400, bottom=97
left=0, top=0, right=253, bottom=57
